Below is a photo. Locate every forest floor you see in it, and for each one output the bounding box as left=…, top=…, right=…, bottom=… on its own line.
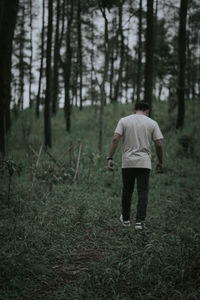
left=1, top=102, right=200, bottom=299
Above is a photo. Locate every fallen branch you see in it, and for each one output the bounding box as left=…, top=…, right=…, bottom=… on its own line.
left=73, top=141, right=82, bottom=182
left=56, top=142, right=73, bottom=167
left=46, top=151, right=62, bottom=168
left=29, top=145, right=40, bottom=159
left=36, top=144, right=43, bottom=168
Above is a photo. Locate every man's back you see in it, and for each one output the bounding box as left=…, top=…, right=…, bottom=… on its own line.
left=115, top=114, right=163, bottom=169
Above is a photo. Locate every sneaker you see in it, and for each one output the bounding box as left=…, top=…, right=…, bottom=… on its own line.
left=120, top=215, right=131, bottom=227
left=135, top=221, right=146, bottom=230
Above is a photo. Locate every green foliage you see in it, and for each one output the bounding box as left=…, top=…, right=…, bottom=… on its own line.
left=1, top=102, right=200, bottom=299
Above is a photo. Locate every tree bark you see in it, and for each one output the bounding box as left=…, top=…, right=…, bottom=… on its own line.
left=29, top=0, right=33, bottom=108
left=114, top=1, right=124, bottom=103
left=98, top=3, right=110, bottom=156
left=176, top=0, right=188, bottom=129
left=0, top=0, right=18, bottom=156
left=52, top=0, right=60, bottom=115
left=36, top=0, right=45, bottom=118
left=64, top=0, right=74, bottom=132
left=136, top=0, right=143, bottom=103
left=144, top=0, right=154, bottom=114
left=44, top=0, right=53, bottom=148
left=18, top=2, right=25, bottom=111
left=77, top=0, right=83, bottom=110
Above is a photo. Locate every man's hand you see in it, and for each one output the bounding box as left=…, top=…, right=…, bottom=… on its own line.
left=154, top=140, right=163, bottom=173
left=107, top=133, right=121, bottom=171
left=108, top=159, right=114, bottom=171
left=156, top=163, right=163, bottom=173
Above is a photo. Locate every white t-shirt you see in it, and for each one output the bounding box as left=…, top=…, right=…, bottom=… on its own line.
left=114, top=114, right=163, bottom=169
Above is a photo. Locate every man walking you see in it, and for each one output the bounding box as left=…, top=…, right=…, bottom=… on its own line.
left=107, top=102, right=163, bottom=229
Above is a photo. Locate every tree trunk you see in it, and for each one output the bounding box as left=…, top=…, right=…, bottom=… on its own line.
left=64, top=0, right=74, bottom=132
left=18, top=2, right=25, bottom=111
left=29, top=0, right=33, bottom=108
left=109, top=14, right=117, bottom=103
left=44, top=0, right=53, bottom=148
left=109, top=52, right=114, bottom=103
left=0, top=0, right=18, bottom=156
left=136, top=0, right=143, bottom=103
left=144, top=0, right=154, bottom=114
left=114, top=1, right=124, bottom=103
left=176, top=0, right=188, bottom=129
left=77, top=0, right=83, bottom=110
left=98, top=4, right=110, bottom=156
left=186, top=20, right=191, bottom=100
left=52, top=0, right=60, bottom=115
left=36, top=0, right=45, bottom=118
left=90, top=8, right=95, bottom=106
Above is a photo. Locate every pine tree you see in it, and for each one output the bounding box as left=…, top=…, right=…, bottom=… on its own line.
left=0, top=0, right=19, bottom=156
left=36, top=0, right=45, bottom=118
left=144, top=0, right=154, bottom=113
left=44, top=0, right=53, bottom=147
left=176, top=0, right=189, bottom=129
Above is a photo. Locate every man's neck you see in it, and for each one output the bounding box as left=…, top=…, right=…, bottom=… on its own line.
left=135, top=110, right=148, bottom=116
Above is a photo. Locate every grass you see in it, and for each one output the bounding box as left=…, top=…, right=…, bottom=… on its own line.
left=0, top=101, right=200, bottom=299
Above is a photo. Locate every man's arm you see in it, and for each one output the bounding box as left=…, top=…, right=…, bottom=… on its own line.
left=154, top=139, right=163, bottom=172
left=107, top=133, right=121, bottom=170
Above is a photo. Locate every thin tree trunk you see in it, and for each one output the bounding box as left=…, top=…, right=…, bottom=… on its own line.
left=109, top=13, right=117, bottom=103
left=52, top=0, right=60, bottom=115
left=18, top=2, right=25, bottom=111
left=109, top=50, right=115, bottom=103
left=90, top=8, right=95, bottom=106
left=144, top=0, right=154, bottom=114
left=77, top=0, right=83, bottom=110
left=136, top=0, right=143, bottom=102
left=114, top=1, right=124, bottom=103
left=98, top=4, right=110, bottom=156
left=64, top=0, right=74, bottom=132
left=186, top=20, right=191, bottom=100
left=0, top=0, right=18, bottom=156
left=44, top=0, right=53, bottom=148
left=125, top=28, right=130, bottom=103
left=176, top=0, right=188, bottom=129
left=36, top=0, right=45, bottom=118
left=29, top=0, right=33, bottom=108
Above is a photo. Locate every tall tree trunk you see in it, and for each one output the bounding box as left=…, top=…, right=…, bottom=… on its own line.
left=136, top=0, right=143, bottom=103
left=109, top=13, right=117, bottom=103
left=144, top=0, right=154, bottom=114
left=90, top=8, right=95, bottom=106
left=0, top=0, right=18, bottom=156
left=29, top=0, right=33, bottom=108
left=98, top=4, right=110, bottom=156
left=18, top=2, right=25, bottom=111
left=36, top=0, right=45, bottom=118
left=176, top=0, right=188, bottom=129
left=52, top=0, right=60, bottom=115
left=114, top=1, right=124, bottom=103
left=44, top=0, right=53, bottom=148
left=64, top=0, right=74, bottom=132
left=109, top=52, right=115, bottom=103
left=186, top=20, right=191, bottom=100
left=77, top=0, right=83, bottom=110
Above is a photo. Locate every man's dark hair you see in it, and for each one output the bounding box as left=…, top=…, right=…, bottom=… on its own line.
left=134, top=102, right=149, bottom=111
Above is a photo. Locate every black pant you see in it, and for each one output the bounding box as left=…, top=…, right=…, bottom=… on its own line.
left=121, top=168, right=150, bottom=221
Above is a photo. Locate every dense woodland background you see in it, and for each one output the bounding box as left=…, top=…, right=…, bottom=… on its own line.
left=1, top=0, right=200, bottom=299
left=0, top=0, right=200, bottom=156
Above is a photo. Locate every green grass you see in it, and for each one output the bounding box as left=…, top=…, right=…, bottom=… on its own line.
left=1, top=101, right=200, bottom=299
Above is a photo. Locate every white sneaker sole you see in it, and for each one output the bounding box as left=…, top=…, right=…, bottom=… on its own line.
left=120, top=215, right=131, bottom=227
